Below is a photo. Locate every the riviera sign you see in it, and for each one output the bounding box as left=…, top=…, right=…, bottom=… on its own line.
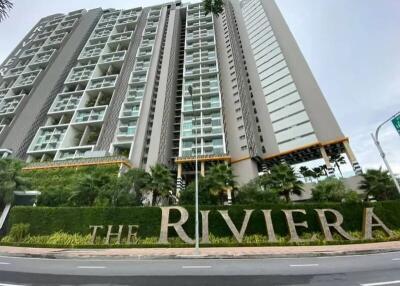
left=89, top=206, right=394, bottom=244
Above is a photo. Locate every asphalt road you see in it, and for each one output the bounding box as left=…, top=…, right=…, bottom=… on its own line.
left=1, top=251, right=400, bottom=285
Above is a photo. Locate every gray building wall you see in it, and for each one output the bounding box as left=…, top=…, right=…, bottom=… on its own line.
left=230, top=0, right=280, bottom=157
left=260, top=0, right=344, bottom=143
left=130, top=6, right=169, bottom=169
left=147, top=6, right=181, bottom=168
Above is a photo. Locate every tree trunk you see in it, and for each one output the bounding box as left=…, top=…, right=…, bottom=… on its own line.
left=336, top=162, right=343, bottom=177
left=152, top=190, right=158, bottom=206
left=284, top=191, right=290, bottom=203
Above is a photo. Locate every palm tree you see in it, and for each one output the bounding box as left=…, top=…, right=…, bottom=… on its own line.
left=319, top=164, right=329, bottom=177
left=266, top=164, right=304, bottom=203
left=329, top=153, right=346, bottom=177
left=68, top=172, right=111, bottom=206
left=119, top=168, right=151, bottom=204
left=203, top=0, right=224, bottom=17
left=0, top=158, right=31, bottom=207
left=312, top=167, right=323, bottom=181
left=207, top=164, right=235, bottom=204
left=0, top=0, right=13, bottom=22
left=360, top=168, right=399, bottom=201
left=148, top=164, right=174, bottom=206
left=299, top=166, right=310, bottom=182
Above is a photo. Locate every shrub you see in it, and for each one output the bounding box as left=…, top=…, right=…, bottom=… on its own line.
left=7, top=202, right=400, bottom=242
left=235, top=178, right=281, bottom=204
left=8, top=223, right=30, bottom=242
left=312, top=177, right=360, bottom=203
left=46, top=232, right=92, bottom=246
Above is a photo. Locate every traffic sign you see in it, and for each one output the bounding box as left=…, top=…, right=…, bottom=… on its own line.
left=392, top=114, right=400, bottom=135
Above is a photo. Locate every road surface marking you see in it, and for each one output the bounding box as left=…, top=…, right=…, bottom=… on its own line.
left=289, top=264, right=319, bottom=267
left=0, top=262, right=11, bottom=265
left=392, top=258, right=400, bottom=261
left=361, top=281, right=400, bottom=286
left=182, top=265, right=212, bottom=269
left=0, top=283, right=25, bottom=286
left=77, top=266, right=106, bottom=269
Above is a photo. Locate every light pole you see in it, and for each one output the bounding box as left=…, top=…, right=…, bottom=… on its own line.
left=188, top=85, right=200, bottom=254
left=371, top=111, right=400, bottom=194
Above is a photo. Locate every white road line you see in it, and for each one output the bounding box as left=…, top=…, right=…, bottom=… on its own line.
left=289, top=264, right=319, bottom=267
left=77, top=266, right=106, bottom=269
left=0, top=283, right=25, bottom=286
left=392, top=258, right=400, bottom=261
left=361, top=280, right=400, bottom=286
left=0, top=262, right=11, bottom=265
left=182, top=265, right=212, bottom=269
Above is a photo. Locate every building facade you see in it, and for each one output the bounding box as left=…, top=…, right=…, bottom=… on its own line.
left=0, top=0, right=361, bottom=188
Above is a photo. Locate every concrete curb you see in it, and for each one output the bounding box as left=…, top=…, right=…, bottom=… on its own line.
left=1, top=243, right=400, bottom=260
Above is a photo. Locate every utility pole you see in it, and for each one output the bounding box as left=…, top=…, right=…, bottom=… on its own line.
left=371, top=111, right=400, bottom=194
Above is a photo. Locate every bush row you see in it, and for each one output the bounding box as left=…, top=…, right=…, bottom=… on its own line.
left=7, top=201, right=400, bottom=240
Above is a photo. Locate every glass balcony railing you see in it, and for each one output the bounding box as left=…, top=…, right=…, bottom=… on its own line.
left=74, top=108, right=106, bottom=123
left=109, top=31, right=132, bottom=42
left=14, top=72, right=40, bottom=87
left=30, top=127, right=67, bottom=152
left=66, top=67, right=94, bottom=83
left=88, top=75, right=117, bottom=90
left=101, top=51, right=126, bottom=63
left=80, top=47, right=103, bottom=59
left=0, top=98, right=21, bottom=114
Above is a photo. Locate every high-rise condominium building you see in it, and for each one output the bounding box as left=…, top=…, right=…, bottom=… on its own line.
left=0, top=0, right=362, bottom=188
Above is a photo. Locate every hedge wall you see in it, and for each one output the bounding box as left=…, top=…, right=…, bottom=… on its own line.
left=8, top=201, right=400, bottom=239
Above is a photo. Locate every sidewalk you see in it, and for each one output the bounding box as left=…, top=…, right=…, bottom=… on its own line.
left=1, top=241, right=400, bottom=259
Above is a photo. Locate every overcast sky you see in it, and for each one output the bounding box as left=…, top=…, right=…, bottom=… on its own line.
left=0, top=0, right=399, bottom=175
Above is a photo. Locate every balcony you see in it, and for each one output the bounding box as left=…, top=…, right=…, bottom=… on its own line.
left=34, top=31, right=52, bottom=42
left=121, top=8, right=140, bottom=18
left=74, top=107, right=106, bottom=124
left=91, top=28, right=112, bottom=40
left=57, top=19, right=76, bottom=31
left=97, top=22, right=114, bottom=29
left=14, top=71, right=40, bottom=88
left=118, top=121, right=137, bottom=137
left=4, top=67, right=25, bottom=78
left=46, top=17, right=63, bottom=28
left=79, top=44, right=104, bottom=59
left=130, top=72, right=147, bottom=83
left=87, top=75, right=117, bottom=90
left=121, top=102, right=140, bottom=118
left=143, top=27, right=157, bottom=36
left=30, top=50, right=55, bottom=67
left=29, top=126, right=67, bottom=152
left=109, top=31, right=132, bottom=43
left=20, top=47, right=39, bottom=58
left=101, top=51, right=126, bottom=64
left=51, top=93, right=82, bottom=113
left=45, top=33, right=66, bottom=47
left=137, top=47, right=152, bottom=57
left=0, top=96, right=22, bottom=115
left=66, top=66, right=95, bottom=83
left=99, top=13, right=119, bottom=23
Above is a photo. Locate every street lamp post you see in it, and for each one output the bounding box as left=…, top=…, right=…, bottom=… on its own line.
left=371, top=111, right=400, bottom=194
left=188, top=86, right=200, bottom=255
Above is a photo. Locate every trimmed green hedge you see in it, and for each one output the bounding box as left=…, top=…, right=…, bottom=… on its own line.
left=7, top=201, right=400, bottom=239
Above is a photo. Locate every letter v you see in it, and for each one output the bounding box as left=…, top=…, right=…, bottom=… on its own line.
left=218, top=209, right=254, bottom=243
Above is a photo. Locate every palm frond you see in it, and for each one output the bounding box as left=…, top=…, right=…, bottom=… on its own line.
left=0, top=0, right=13, bottom=22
